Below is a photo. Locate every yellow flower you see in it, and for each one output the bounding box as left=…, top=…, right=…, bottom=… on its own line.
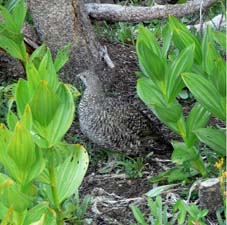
left=222, top=171, right=227, bottom=178
left=215, top=158, right=224, bottom=169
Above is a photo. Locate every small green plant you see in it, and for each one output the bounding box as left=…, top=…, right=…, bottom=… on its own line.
left=131, top=196, right=170, bottom=225
left=117, top=156, right=144, bottom=178
left=136, top=17, right=226, bottom=179
left=0, top=1, right=89, bottom=224
left=131, top=196, right=208, bottom=225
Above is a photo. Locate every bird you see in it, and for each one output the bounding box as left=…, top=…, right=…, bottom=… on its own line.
left=77, top=70, right=167, bottom=156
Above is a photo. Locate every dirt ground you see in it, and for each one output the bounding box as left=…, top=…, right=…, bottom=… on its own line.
left=67, top=39, right=190, bottom=225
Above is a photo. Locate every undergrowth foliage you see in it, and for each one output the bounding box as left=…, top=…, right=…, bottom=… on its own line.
left=133, top=16, right=226, bottom=224
left=0, top=1, right=88, bottom=225
left=136, top=16, right=226, bottom=179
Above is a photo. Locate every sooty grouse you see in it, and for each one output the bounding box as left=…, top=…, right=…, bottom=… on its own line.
left=77, top=71, right=165, bottom=155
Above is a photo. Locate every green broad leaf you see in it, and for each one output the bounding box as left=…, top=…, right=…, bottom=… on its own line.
left=23, top=202, right=56, bottom=225
left=26, top=62, right=42, bottom=96
left=146, top=183, right=179, bottom=197
left=169, top=16, right=189, bottom=33
left=29, top=214, right=45, bottom=225
left=0, top=5, right=17, bottom=32
left=25, top=145, right=46, bottom=184
left=1, top=182, right=33, bottom=212
left=182, top=73, right=226, bottom=120
left=194, top=128, right=226, bottom=156
left=7, top=122, right=36, bottom=177
left=137, top=40, right=166, bottom=84
left=21, top=105, right=33, bottom=130
left=11, top=0, right=27, bottom=32
left=38, top=50, right=59, bottom=91
left=54, top=44, right=71, bottom=72
left=131, top=205, right=148, bottom=225
left=186, top=103, right=211, bottom=147
left=173, top=200, right=187, bottom=224
left=212, top=57, right=226, bottom=97
left=7, top=110, right=18, bottom=130
left=202, top=26, right=220, bottom=76
left=45, top=83, right=74, bottom=144
left=154, top=103, right=183, bottom=123
left=148, top=196, right=163, bottom=220
left=45, top=144, right=88, bottom=205
left=148, top=167, right=191, bottom=183
left=15, top=79, right=31, bottom=118
left=29, top=44, right=47, bottom=66
left=166, top=45, right=194, bottom=102
left=167, top=168, right=189, bottom=182
left=214, top=31, right=226, bottom=50
left=161, top=24, right=173, bottom=57
left=30, top=80, right=60, bottom=127
left=47, top=142, right=74, bottom=166
left=56, top=144, right=89, bottom=204
left=137, top=78, right=166, bottom=108
left=169, top=17, right=202, bottom=64
left=0, top=202, right=8, bottom=221
left=171, top=141, right=206, bottom=176
left=0, top=125, right=19, bottom=178
left=171, top=141, right=196, bottom=164
left=0, top=35, right=27, bottom=62
left=137, top=25, right=162, bottom=58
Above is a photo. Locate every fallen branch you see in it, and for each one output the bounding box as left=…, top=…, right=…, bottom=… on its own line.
left=85, top=0, right=218, bottom=22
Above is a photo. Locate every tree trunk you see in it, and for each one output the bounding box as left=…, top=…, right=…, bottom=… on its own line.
left=27, top=0, right=105, bottom=82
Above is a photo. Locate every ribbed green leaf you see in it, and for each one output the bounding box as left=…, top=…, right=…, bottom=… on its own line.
left=182, top=73, right=226, bottom=120
left=1, top=181, right=33, bottom=212
left=54, top=44, right=71, bottom=72
left=137, top=78, right=166, bottom=108
left=38, top=50, right=59, bottom=91
left=212, top=57, right=226, bottom=97
left=11, top=0, right=27, bottom=32
left=161, top=24, right=173, bottom=57
left=146, top=183, right=179, bottom=197
left=45, top=83, right=74, bottom=144
left=7, top=122, right=36, bottom=173
left=21, top=105, right=33, bottom=130
left=45, top=144, right=88, bottom=205
left=15, top=79, right=31, bottom=118
left=26, top=62, right=41, bottom=97
left=214, top=31, right=226, bottom=50
left=194, top=128, right=226, bottom=156
left=186, top=103, right=211, bottom=147
left=0, top=35, right=26, bottom=61
left=7, top=111, right=18, bottom=131
left=137, top=40, right=166, bottom=84
left=171, top=141, right=206, bottom=176
left=30, top=80, right=60, bottom=127
left=169, top=17, right=202, bottom=64
left=0, top=125, right=18, bottom=180
left=166, top=45, right=194, bottom=102
left=137, top=25, right=162, bottom=57
left=202, top=26, right=220, bottom=76
left=154, top=103, right=183, bottom=123
left=131, top=205, right=148, bottom=225
left=0, top=5, right=17, bottom=32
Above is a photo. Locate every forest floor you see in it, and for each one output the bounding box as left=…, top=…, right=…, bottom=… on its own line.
left=66, top=39, right=199, bottom=225
left=0, top=38, right=222, bottom=225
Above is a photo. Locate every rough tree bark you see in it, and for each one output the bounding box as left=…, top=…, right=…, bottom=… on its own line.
left=85, top=0, right=218, bottom=22
left=27, top=0, right=106, bottom=82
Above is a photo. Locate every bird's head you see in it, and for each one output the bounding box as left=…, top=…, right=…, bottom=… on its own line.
left=77, top=70, right=103, bottom=93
